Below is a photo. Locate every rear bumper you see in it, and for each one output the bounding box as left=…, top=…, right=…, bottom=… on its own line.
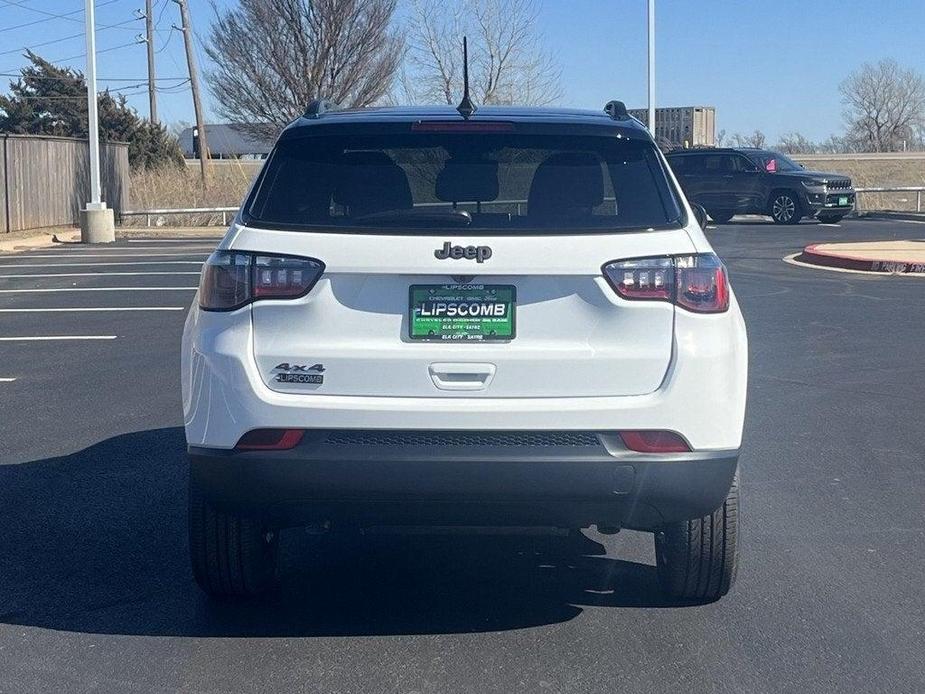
left=189, top=430, right=739, bottom=531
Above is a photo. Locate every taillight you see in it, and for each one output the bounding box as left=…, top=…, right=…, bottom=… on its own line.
left=199, top=251, right=324, bottom=311
left=602, top=253, right=729, bottom=313
left=236, top=428, right=304, bottom=450
left=620, top=430, right=691, bottom=453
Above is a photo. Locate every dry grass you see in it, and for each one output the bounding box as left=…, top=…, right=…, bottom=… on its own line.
left=124, top=160, right=262, bottom=226
left=793, top=156, right=925, bottom=211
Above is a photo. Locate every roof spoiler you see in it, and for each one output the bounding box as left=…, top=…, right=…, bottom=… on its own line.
left=603, top=100, right=629, bottom=120
left=304, top=99, right=341, bottom=118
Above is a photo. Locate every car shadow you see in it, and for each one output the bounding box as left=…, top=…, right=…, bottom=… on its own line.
left=0, top=428, right=692, bottom=639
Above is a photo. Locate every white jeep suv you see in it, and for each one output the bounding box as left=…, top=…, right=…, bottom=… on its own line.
left=182, top=101, right=748, bottom=602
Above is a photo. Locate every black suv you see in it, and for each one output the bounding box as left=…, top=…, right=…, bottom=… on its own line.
left=666, top=148, right=855, bottom=224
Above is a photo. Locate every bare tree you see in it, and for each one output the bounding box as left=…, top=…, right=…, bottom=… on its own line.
left=776, top=132, right=816, bottom=154
left=730, top=130, right=767, bottom=148
left=205, top=0, right=404, bottom=136
left=840, top=59, right=925, bottom=152
left=404, top=0, right=562, bottom=106
left=715, top=128, right=726, bottom=147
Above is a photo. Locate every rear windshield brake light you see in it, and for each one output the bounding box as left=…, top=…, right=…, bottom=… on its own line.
left=411, top=121, right=514, bottom=132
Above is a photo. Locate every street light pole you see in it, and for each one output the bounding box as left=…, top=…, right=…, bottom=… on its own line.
left=647, top=0, right=655, bottom=139
left=80, top=0, right=115, bottom=243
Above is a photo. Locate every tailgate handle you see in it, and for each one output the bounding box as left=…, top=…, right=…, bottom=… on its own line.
left=429, top=363, right=496, bottom=391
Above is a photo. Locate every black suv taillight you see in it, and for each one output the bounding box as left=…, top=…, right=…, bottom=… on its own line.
left=198, top=250, right=324, bottom=311
left=602, top=253, right=729, bottom=313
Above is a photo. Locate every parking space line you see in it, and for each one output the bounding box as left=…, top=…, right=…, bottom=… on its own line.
left=39, top=247, right=216, bottom=253
left=0, top=336, right=117, bottom=341
left=0, top=307, right=185, bottom=312
left=0, top=272, right=201, bottom=278
left=127, top=239, right=220, bottom=243
left=0, top=287, right=197, bottom=293
left=0, top=377, right=16, bottom=382
left=0, top=262, right=203, bottom=268
left=2, top=253, right=209, bottom=259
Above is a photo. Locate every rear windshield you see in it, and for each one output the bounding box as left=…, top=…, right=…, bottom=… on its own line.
left=243, top=131, right=684, bottom=233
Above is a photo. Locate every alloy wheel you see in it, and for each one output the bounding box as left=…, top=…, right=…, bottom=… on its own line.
left=772, top=195, right=795, bottom=223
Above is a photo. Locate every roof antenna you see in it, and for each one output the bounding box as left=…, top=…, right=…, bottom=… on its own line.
left=456, top=36, right=476, bottom=120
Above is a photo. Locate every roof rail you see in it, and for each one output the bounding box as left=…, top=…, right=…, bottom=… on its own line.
left=603, top=100, right=629, bottom=120
left=304, top=99, right=341, bottom=118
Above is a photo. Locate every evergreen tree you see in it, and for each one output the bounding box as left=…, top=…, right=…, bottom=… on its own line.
left=0, top=51, right=184, bottom=170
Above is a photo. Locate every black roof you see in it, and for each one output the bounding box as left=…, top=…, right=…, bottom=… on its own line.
left=279, top=105, right=652, bottom=140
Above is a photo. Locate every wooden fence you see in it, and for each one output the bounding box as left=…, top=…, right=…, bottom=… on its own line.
left=0, top=134, right=129, bottom=233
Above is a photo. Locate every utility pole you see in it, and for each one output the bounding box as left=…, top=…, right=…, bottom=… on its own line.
left=647, top=0, right=655, bottom=140
left=175, top=0, right=210, bottom=184
left=145, top=0, right=157, bottom=123
left=80, top=0, right=115, bottom=243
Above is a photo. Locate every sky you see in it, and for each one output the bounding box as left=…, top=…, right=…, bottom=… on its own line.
left=1, top=0, right=923, bottom=143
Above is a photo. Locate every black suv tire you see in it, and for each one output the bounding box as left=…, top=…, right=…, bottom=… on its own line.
left=654, top=468, right=739, bottom=602
left=709, top=210, right=735, bottom=224
left=770, top=191, right=802, bottom=224
left=189, top=472, right=280, bottom=597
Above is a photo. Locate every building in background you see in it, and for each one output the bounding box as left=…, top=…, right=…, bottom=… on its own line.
left=628, top=106, right=716, bottom=149
left=178, top=124, right=274, bottom=159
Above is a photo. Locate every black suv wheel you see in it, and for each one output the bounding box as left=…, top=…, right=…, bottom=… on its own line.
left=655, top=468, right=739, bottom=602
left=189, top=472, right=280, bottom=597
left=708, top=210, right=735, bottom=224
left=770, top=191, right=802, bottom=224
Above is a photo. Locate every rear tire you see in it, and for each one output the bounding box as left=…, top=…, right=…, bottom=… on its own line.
left=816, top=213, right=845, bottom=223
left=189, top=472, right=279, bottom=597
left=770, top=191, right=802, bottom=224
left=654, top=469, right=739, bottom=602
left=708, top=210, right=734, bottom=224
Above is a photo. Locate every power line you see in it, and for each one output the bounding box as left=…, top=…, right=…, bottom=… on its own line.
left=0, top=19, right=141, bottom=57
left=0, top=0, right=120, bottom=33
left=49, top=40, right=142, bottom=65
left=0, top=0, right=135, bottom=30
left=0, top=72, right=189, bottom=82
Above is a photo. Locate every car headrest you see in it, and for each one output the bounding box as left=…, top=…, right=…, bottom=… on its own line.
left=333, top=151, right=413, bottom=217
left=528, top=152, right=605, bottom=218
left=435, top=158, right=500, bottom=203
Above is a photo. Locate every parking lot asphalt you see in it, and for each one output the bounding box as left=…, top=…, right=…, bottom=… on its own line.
left=0, top=219, right=923, bottom=694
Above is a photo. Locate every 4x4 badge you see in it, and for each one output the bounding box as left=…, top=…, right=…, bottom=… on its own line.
left=274, top=363, right=325, bottom=373
left=434, top=241, right=492, bottom=263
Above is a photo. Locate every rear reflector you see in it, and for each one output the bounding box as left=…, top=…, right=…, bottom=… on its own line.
left=236, top=428, right=304, bottom=450
left=620, top=430, right=691, bottom=453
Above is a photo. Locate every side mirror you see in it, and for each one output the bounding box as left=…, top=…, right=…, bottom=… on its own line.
left=692, top=203, right=708, bottom=229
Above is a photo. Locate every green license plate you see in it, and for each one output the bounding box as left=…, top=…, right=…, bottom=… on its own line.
left=838, top=196, right=849, bottom=206
left=409, top=284, right=516, bottom=341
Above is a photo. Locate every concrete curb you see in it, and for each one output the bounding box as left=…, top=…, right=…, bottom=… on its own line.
left=798, top=244, right=925, bottom=274
left=0, top=230, right=81, bottom=254
left=855, top=211, right=925, bottom=222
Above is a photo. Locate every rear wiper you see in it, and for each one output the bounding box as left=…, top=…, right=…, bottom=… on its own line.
left=352, top=208, right=472, bottom=227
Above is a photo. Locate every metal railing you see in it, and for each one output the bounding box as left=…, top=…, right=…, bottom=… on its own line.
left=119, top=206, right=239, bottom=227
left=854, top=186, right=925, bottom=212
left=120, top=189, right=925, bottom=227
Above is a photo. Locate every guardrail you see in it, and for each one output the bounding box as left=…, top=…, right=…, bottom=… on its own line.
left=120, top=206, right=239, bottom=226
left=854, top=186, right=925, bottom=212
